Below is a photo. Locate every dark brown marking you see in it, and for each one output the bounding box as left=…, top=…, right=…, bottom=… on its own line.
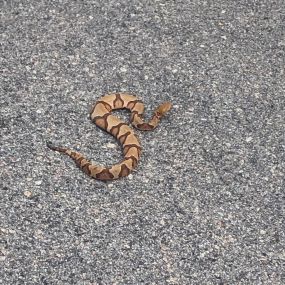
left=126, top=156, right=138, bottom=168
left=89, top=100, right=111, bottom=118
left=96, top=101, right=112, bottom=112
left=82, top=163, right=91, bottom=176
left=118, top=131, right=132, bottom=145
left=96, top=169, right=114, bottom=180
left=92, top=113, right=112, bottom=130
left=127, top=101, right=135, bottom=110
left=127, top=100, right=143, bottom=110
left=92, top=113, right=112, bottom=122
left=137, top=123, right=154, bottom=131
left=71, top=151, right=78, bottom=157
left=124, top=146, right=139, bottom=157
left=110, top=122, right=128, bottom=138
left=114, top=94, right=124, bottom=108
left=130, top=111, right=140, bottom=122
left=119, top=164, right=130, bottom=177
left=75, top=156, right=85, bottom=166
left=123, top=144, right=142, bottom=156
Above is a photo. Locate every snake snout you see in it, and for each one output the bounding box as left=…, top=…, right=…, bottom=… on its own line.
left=157, top=102, right=172, bottom=116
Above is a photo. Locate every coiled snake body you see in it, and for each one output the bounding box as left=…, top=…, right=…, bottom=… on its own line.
left=47, top=93, right=172, bottom=180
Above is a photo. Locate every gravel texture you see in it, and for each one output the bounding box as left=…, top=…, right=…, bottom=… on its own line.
left=1, top=1, right=285, bottom=284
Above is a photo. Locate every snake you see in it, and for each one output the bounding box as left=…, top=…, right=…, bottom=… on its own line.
left=47, top=93, right=172, bottom=181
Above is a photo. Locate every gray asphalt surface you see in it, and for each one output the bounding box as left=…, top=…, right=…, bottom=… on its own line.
left=1, top=1, right=285, bottom=284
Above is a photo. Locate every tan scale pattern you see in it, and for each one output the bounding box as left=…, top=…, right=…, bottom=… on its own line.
left=47, top=93, right=172, bottom=180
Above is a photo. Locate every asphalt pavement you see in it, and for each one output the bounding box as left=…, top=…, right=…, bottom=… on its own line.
left=1, top=0, right=284, bottom=284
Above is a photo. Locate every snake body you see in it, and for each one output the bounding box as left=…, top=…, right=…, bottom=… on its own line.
left=47, top=93, right=171, bottom=180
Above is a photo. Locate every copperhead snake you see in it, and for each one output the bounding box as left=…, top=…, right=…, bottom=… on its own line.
left=47, top=93, right=172, bottom=180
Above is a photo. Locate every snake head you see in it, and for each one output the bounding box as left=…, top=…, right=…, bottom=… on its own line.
left=155, top=102, right=172, bottom=117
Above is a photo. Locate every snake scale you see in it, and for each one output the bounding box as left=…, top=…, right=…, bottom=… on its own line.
left=47, top=93, right=172, bottom=180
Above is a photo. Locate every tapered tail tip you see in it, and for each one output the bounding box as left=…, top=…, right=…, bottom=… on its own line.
left=46, top=141, right=57, bottom=150
left=46, top=141, right=66, bottom=152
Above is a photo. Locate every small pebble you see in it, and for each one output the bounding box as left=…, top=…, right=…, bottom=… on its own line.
left=246, top=137, right=253, bottom=142
left=24, top=190, right=32, bottom=198
left=106, top=143, right=117, bottom=149
left=120, top=66, right=127, bottom=72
